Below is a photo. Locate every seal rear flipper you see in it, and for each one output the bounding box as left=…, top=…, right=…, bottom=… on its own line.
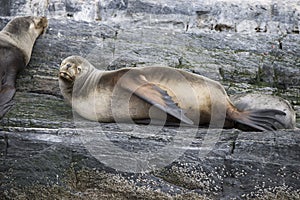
left=228, top=109, right=286, bottom=131
left=0, top=85, right=16, bottom=118
left=119, top=74, right=194, bottom=125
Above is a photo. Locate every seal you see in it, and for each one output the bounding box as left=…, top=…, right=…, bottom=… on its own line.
left=0, top=16, right=48, bottom=118
left=230, top=93, right=296, bottom=130
left=59, top=56, right=287, bottom=131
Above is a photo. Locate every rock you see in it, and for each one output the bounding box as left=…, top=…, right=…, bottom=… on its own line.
left=0, top=0, right=11, bottom=16
left=0, top=0, right=300, bottom=199
left=1, top=127, right=300, bottom=199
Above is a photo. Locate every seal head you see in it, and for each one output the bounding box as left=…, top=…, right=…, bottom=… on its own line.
left=59, top=56, right=100, bottom=106
left=1, top=16, right=48, bottom=64
left=59, top=55, right=87, bottom=82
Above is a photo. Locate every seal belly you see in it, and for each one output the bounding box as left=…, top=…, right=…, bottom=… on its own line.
left=110, top=87, right=152, bottom=122
left=73, top=89, right=114, bottom=122
left=0, top=39, right=26, bottom=118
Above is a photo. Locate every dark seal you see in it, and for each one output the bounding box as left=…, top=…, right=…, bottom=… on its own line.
left=0, top=16, right=48, bottom=118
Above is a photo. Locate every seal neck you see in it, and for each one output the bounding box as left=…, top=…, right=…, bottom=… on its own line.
left=2, top=24, right=41, bottom=65
left=73, top=67, right=101, bottom=98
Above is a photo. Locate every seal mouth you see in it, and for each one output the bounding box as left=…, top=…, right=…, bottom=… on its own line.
left=59, top=71, right=74, bottom=82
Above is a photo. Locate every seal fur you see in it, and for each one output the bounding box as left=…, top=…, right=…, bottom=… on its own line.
left=0, top=16, right=48, bottom=118
left=59, top=56, right=287, bottom=131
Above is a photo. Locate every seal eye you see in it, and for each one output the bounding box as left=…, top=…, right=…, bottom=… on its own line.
left=37, top=21, right=43, bottom=28
left=77, top=66, right=82, bottom=73
left=66, top=63, right=72, bottom=69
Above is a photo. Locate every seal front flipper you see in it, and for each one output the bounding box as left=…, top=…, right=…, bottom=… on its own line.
left=119, top=73, right=194, bottom=125
left=0, top=85, right=16, bottom=118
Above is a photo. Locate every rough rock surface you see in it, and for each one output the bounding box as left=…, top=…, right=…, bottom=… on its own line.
left=0, top=0, right=300, bottom=199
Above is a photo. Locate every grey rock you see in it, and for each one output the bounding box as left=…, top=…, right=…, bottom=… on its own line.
left=0, top=0, right=300, bottom=199
left=1, top=127, right=300, bottom=199
left=0, top=0, right=11, bottom=16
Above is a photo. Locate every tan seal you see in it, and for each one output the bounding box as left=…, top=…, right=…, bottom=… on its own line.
left=59, top=56, right=287, bottom=131
left=0, top=16, right=48, bottom=118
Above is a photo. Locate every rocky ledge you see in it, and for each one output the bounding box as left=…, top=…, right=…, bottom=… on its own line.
left=0, top=0, right=300, bottom=199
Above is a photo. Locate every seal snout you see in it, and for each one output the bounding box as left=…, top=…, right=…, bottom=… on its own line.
left=35, top=16, right=48, bottom=34
left=59, top=63, right=74, bottom=81
left=41, top=17, right=48, bottom=28
left=59, top=71, right=74, bottom=82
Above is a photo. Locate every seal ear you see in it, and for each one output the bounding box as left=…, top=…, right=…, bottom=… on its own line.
left=77, top=66, right=82, bottom=73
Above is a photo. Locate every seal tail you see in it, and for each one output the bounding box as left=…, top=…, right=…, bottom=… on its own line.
left=227, top=108, right=286, bottom=131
